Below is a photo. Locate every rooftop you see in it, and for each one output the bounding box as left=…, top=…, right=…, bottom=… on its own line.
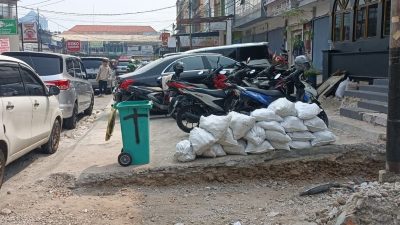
left=63, top=25, right=157, bottom=35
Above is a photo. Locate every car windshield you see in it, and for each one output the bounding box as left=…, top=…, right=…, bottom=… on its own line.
left=118, top=61, right=129, bottom=67
left=82, top=59, right=102, bottom=74
left=5, top=54, right=62, bottom=76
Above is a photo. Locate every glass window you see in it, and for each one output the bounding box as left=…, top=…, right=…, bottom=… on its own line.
left=20, top=68, right=46, bottom=96
left=179, top=57, right=205, bottom=71
left=1, top=53, right=63, bottom=76
left=355, top=0, right=378, bottom=39
left=72, top=59, right=84, bottom=78
left=332, top=0, right=352, bottom=42
left=0, top=66, right=26, bottom=97
left=207, top=56, right=236, bottom=69
left=383, top=0, right=391, bottom=36
left=66, top=59, right=74, bottom=76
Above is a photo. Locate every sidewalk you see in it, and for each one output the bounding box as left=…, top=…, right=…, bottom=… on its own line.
left=51, top=108, right=384, bottom=187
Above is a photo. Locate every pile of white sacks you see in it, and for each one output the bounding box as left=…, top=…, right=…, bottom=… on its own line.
left=175, top=98, right=336, bottom=162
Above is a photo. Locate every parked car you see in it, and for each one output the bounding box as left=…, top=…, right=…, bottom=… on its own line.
left=81, top=57, right=116, bottom=93
left=0, top=55, right=63, bottom=188
left=185, top=42, right=272, bottom=68
left=115, top=53, right=237, bottom=102
left=116, top=59, right=130, bottom=75
left=3, top=52, right=94, bottom=129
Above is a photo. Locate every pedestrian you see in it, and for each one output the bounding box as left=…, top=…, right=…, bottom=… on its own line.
left=96, top=58, right=112, bottom=97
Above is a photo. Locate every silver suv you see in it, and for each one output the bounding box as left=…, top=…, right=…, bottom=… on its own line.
left=3, top=52, right=94, bottom=129
left=81, top=57, right=115, bottom=93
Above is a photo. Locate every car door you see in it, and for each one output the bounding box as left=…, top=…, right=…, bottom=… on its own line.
left=73, top=59, right=91, bottom=108
left=19, top=65, right=52, bottom=143
left=205, top=55, right=237, bottom=73
left=0, top=63, right=33, bottom=156
left=66, top=58, right=84, bottom=112
left=170, top=56, right=208, bottom=83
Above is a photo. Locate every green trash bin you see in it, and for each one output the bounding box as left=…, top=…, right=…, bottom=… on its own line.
left=115, top=100, right=152, bottom=167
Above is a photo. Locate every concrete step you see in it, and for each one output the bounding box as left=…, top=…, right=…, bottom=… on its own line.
left=362, top=112, right=387, bottom=127
left=359, top=85, right=388, bottom=93
left=344, top=90, right=388, bottom=102
left=340, top=107, right=376, bottom=121
left=358, top=100, right=388, bottom=114
left=373, top=79, right=389, bottom=86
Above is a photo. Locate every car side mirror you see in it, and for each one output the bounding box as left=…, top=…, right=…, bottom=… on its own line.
left=48, top=85, right=60, bottom=96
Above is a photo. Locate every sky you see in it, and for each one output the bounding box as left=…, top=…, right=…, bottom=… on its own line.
left=17, top=0, right=177, bottom=32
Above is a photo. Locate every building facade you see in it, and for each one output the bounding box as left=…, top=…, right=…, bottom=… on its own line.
left=0, top=0, right=19, bottom=52
left=60, top=25, right=161, bottom=59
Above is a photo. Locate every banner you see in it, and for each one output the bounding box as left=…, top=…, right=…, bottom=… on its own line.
left=90, top=41, right=103, bottom=48
left=22, top=23, right=38, bottom=43
left=0, top=19, right=17, bottom=35
left=160, top=33, right=170, bottom=46
left=66, top=40, right=81, bottom=52
left=0, top=38, right=10, bottom=53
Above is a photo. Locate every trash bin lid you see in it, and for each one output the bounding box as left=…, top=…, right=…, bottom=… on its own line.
left=116, top=100, right=153, bottom=109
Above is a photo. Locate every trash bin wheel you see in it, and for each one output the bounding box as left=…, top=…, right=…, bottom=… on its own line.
left=118, top=152, right=132, bottom=167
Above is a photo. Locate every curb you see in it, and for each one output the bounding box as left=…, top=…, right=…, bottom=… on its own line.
left=329, top=117, right=386, bottom=142
left=50, top=142, right=385, bottom=188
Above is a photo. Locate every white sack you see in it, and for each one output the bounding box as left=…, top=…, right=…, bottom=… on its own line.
left=218, top=128, right=238, bottom=146
left=202, top=148, right=217, bottom=158
left=250, top=108, right=283, bottom=122
left=289, top=141, right=312, bottom=149
left=211, top=144, right=226, bottom=157
left=271, top=142, right=291, bottom=151
left=295, top=102, right=322, bottom=120
left=281, top=116, right=308, bottom=132
left=245, top=140, right=274, bottom=154
left=244, top=125, right=266, bottom=145
left=267, top=98, right=297, bottom=117
left=224, top=139, right=247, bottom=155
left=199, top=114, right=232, bottom=140
left=265, top=130, right=292, bottom=143
left=288, top=131, right=316, bottom=141
left=229, top=112, right=256, bottom=140
left=175, top=140, right=196, bottom=162
left=257, top=121, right=285, bottom=134
left=311, top=131, right=336, bottom=147
left=335, top=78, right=349, bottom=98
left=189, top=127, right=217, bottom=156
left=304, top=117, right=328, bottom=132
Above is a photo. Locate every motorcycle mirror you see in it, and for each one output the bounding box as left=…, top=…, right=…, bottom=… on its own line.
left=274, top=74, right=281, bottom=80
left=246, top=57, right=251, bottom=64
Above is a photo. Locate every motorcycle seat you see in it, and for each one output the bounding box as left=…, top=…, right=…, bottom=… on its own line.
left=192, top=88, right=226, bottom=98
left=245, top=87, right=283, bottom=97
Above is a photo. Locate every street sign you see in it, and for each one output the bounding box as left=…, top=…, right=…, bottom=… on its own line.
left=0, top=19, right=17, bottom=35
left=0, top=38, right=10, bottom=53
left=66, top=40, right=81, bottom=52
left=22, top=23, right=38, bottom=43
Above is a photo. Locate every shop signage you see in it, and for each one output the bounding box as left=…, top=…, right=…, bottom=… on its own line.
left=66, top=40, right=81, bottom=52
left=0, top=19, right=17, bottom=35
left=90, top=41, right=103, bottom=48
left=22, top=23, right=38, bottom=43
left=0, top=38, right=10, bottom=53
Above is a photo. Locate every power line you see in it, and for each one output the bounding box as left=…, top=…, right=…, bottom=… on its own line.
left=18, top=5, right=175, bottom=16
left=39, top=0, right=65, bottom=7
left=43, top=16, right=174, bottom=24
left=23, top=0, right=55, bottom=7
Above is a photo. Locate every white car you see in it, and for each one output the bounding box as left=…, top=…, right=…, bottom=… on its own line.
left=0, top=55, right=63, bottom=188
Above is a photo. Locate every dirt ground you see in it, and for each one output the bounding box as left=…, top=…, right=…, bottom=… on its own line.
left=0, top=95, right=387, bottom=225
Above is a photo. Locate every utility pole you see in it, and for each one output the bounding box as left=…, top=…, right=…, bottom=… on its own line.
left=386, top=0, right=400, bottom=173
left=189, top=0, right=193, bottom=50
left=36, top=8, right=41, bottom=52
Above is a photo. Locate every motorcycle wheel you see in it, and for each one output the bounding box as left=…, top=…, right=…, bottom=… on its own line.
left=317, top=110, right=329, bottom=127
left=176, top=104, right=205, bottom=133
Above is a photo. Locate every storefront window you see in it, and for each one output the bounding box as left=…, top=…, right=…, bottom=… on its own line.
left=355, top=0, right=378, bottom=39
left=383, top=0, right=391, bottom=36
left=333, top=0, right=352, bottom=42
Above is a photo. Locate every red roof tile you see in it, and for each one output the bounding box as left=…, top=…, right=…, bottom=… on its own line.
left=63, top=25, right=157, bottom=35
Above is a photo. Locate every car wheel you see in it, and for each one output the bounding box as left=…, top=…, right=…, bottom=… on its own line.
left=84, top=95, right=94, bottom=116
left=42, top=119, right=61, bottom=154
left=0, top=150, right=5, bottom=189
left=64, top=102, right=78, bottom=130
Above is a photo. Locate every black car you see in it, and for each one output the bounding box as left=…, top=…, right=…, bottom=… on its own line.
left=118, top=53, right=237, bottom=87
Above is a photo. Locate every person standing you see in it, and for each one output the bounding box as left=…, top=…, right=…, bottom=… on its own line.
left=96, top=58, right=112, bottom=97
